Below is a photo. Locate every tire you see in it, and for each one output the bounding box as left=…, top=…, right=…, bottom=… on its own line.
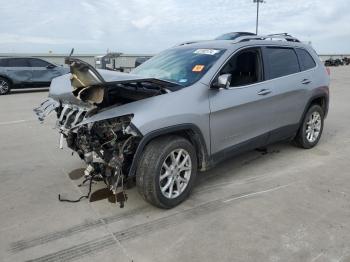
left=136, top=135, right=197, bottom=209
left=0, top=77, right=11, bottom=95
left=294, top=105, right=324, bottom=149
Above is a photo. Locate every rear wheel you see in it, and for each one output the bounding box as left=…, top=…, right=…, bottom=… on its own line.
left=136, top=135, right=197, bottom=208
left=0, top=77, right=11, bottom=95
left=294, top=105, right=324, bottom=149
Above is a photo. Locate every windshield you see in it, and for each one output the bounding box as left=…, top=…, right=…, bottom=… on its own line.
left=132, top=47, right=225, bottom=87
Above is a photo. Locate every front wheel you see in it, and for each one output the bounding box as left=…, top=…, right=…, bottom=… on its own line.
left=294, top=105, right=324, bottom=149
left=0, top=77, right=11, bottom=95
left=136, top=135, right=197, bottom=208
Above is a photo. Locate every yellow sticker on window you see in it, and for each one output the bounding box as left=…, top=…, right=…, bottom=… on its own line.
left=192, top=65, right=205, bottom=72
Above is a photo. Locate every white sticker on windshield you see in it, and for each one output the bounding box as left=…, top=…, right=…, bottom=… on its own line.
left=194, top=49, right=220, bottom=55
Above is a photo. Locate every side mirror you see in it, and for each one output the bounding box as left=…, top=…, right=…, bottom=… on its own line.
left=46, top=64, right=56, bottom=69
left=211, top=73, right=232, bottom=89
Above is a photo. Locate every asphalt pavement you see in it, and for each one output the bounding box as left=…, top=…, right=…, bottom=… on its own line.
left=0, top=67, right=350, bottom=262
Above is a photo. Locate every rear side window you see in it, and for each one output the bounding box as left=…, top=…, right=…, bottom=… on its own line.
left=296, top=48, right=316, bottom=71
left=0, top=59, right=9, bottom=67
left=7, top=58, right=30, bottom=67
left=265, top=47, right=300, bottom=79
left=29, top=58, right=50, bottom=67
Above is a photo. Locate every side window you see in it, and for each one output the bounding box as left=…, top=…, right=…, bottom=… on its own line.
left=295, top=48, right=316, bottom=71
left=0, top=59, right=9, bottom=67
left=29, top=58, right=50, bottom=67
left=220, top=48, right=263, bottom=87
left=264, top=47, right=299, bottom=79
left=7, top=58, right=30, bottom=67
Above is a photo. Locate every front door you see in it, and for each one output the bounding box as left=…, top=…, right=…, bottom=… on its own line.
left=29, top=58, right=62, bottom=84
left=209, top=47, right=273, bottom=160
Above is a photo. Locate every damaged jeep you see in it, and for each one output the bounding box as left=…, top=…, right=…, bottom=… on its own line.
left=35, top=34, right=330, bottom=208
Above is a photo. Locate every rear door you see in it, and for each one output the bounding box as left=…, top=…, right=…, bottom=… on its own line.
left=29, top=58, right=62, bottom=84
left=5, top=58, right=32, bottom=84
left=295, top=47, right=318, bottom=91
left=261, top=46, right=306, bottom=142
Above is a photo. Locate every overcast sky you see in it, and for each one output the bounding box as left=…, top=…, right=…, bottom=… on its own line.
left=0, top=0, right=349, bottom=54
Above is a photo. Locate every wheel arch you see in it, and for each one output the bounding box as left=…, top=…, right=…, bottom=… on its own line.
left=294, top=95, right=326, bottom=149
left=0, top=75, right=13, bottom=86
left=128, top=124, right=210, bottom=177
left=298, top=93, right=328, bottom=129
left=309, top=96, right=328, bottom=116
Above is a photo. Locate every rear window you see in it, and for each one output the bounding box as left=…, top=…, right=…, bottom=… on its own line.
left=296, top=48, right=316, bottom=71
left=265, top=47, right=300, bottom=79
left=7, top=58, right=30, bottom=67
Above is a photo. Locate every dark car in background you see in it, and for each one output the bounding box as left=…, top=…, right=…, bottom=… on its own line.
left=324, top=57, right=350, bottom=67
left=0, top=57, right=69, bottom=95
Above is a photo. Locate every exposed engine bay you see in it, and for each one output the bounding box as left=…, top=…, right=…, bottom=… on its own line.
left=34, top=57, right=181, bottom=207
left=66, top=113, right=139, bottom=207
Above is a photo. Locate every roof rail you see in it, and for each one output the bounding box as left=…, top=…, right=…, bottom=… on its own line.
left=266, top=33, right=300, bottom=42
left=235, top=33, right=300, bottom=43
left=266, top=33, right=291, bottom=37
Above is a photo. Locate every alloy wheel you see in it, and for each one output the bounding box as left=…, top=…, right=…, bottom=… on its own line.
left=159, top=148, right=192, bottom=199
left=305, top=111, right=322, bottom=143
left=0, top=80, right=9, bottom=94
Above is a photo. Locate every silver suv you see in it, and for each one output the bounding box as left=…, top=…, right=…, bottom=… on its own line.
left=35, top=33, right=330, bottom=208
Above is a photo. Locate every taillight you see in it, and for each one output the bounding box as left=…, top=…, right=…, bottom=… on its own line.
left=326, top=67, right=330, bottom=76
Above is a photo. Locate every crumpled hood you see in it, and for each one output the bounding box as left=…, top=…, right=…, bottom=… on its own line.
left=95, top=69, right=152, bottom=82
left=49, top=74, right=87, bottom=106
left=48, top=57, right=180, bottom=106
left=34, top=57, right=183, bottom=129
left=48, top=70, right=153, bottom=106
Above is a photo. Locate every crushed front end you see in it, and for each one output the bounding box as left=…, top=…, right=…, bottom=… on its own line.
left=35, top=97, right=141, bottom=206
left=34, top=57, right=177, bottom=207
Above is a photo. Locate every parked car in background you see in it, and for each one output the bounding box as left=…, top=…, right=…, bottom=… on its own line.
left=324, top=57, right=344, bottom=67
left=35, top=33, right=330, bottom=208
left=342, top=57, right=350, bottom=65
left=0, top=57, right=69, bottom=95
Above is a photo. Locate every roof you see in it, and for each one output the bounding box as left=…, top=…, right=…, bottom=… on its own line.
left=176, top=33, right=307, bottom=51
left=175, top=40, right=306, bottom=52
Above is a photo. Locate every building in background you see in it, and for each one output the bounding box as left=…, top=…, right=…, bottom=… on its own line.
left=94, top=53, right=152, bottom=72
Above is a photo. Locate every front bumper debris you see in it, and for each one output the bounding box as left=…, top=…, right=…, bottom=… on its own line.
left=34, top=98, right=60, bottom=122
left=34, top=98, right=90, bottom=132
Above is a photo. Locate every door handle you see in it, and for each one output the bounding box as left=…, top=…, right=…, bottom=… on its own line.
left=301, top=79, right=312, bottom=85
left=257, top=89, right=271, bottom=96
